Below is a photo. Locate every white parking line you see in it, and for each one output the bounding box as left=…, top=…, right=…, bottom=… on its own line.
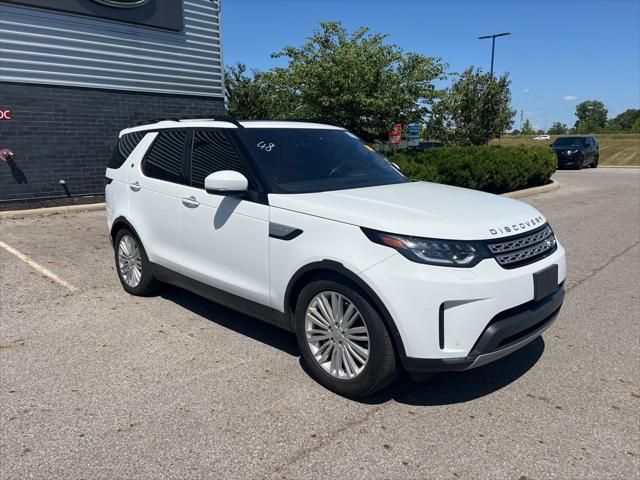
left=0, top=240, right=78, bottom=292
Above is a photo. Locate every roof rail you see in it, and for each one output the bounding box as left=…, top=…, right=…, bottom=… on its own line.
left=211, top=115, right=245, bottom=128
left=286, top=118, right=345, bottom=128
left=135, top=115, right=244, bottom=128
left=135, top=118, right=180, bottom=126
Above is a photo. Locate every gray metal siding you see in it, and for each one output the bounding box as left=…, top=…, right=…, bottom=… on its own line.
left=0, top=0, right=223, bottom=97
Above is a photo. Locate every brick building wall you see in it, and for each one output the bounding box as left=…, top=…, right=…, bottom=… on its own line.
left=0, top=83, right=225, bottom=201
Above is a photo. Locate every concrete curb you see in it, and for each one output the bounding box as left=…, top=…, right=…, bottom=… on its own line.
left=0, top=202, right=106, bottom=219
left=599, top=165, right=640, bottom=169
left=502, top=179, right=560, bottom=199
left=2, top=180, right=563, bottom=218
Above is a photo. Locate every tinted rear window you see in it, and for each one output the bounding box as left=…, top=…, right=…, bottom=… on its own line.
left=142, top=130, right=188, bottom=185
left=108, top=131, right=145, bottom=169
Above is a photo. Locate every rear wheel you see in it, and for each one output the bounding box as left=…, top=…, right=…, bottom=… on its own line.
left=295, top=279, right=398, bottom=397
left=114, top=228, right=158, bottom=295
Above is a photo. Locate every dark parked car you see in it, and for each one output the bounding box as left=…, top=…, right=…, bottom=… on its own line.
left=551, top=136, right=599, bottom=169
left=409, top=141, right=444, bottom=151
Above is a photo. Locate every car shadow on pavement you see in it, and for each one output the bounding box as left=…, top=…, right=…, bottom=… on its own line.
left=158, top=285, right=543, bottom=405
left=362, top=337, right=545, bottom=406
left=159, top=286, right=300, bottom=357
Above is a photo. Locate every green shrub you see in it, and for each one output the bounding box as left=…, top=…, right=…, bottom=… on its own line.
left=390, top=145, right=556, bottom=194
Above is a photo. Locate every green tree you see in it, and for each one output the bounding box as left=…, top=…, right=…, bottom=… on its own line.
left=575, top=100, right=608, bottom=133
left=548, top=122, right=568, bottom=135
left=427, top=67, right=515, bottom=145
left=521, top=119, right=535, bottom=136
left=265, top=22, right=447, bottom=141
left=607, top=109, right=640, bottom=132
left=632, top=118, right=640, bottom=133
left=224, top=63, right=294, bottom=119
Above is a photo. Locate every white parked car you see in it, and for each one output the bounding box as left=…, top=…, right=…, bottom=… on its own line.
left=533, top=134, right=551, bottom=141
left=105, top=118, right=566, bottom=397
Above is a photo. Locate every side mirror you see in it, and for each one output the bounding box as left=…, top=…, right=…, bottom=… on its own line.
left=204, top=170, right=248, bottom=196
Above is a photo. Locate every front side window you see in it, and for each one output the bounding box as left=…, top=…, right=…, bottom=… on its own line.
left=233, top=128, right=407, bottom=193
left=190, top=129, right=251, bottom=189
left=142, top=130, right=188, bottom=185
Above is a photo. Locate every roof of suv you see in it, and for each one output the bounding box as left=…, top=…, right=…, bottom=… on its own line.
left=554, top=135, right=596, bottom=139
left=120, top=119, right=344, bottom=137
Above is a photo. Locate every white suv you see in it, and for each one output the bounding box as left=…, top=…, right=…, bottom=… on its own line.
left=106, top=118, right=566, bottom=397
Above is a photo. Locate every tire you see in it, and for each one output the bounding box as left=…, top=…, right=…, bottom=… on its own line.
left=114, top=228, right=158, bottom=296
left=575, top=157, right=583, bottom=170
left=592, top=155, right=599, bottom=168
left=294, top=278, right=398, bottom=397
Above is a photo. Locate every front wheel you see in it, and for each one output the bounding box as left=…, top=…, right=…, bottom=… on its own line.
left=114, top=228, right=158, bottom=295
left=592, top=155, right=599, bottom=168
left=295, top=279, right=398, bottom=397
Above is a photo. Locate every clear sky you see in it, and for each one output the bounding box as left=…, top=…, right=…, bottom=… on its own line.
left=221, top=0, right=640, bottom=131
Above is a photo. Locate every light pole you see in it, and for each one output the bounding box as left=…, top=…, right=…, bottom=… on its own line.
left=478, top=32, right=511, bottom=76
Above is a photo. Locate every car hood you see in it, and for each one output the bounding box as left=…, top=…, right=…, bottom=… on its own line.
left=269, top=181, right=547, bottom=240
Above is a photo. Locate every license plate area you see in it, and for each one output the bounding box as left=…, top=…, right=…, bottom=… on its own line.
left=533, top=264, right=559, bottom=301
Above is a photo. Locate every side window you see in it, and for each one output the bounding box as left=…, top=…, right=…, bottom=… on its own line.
left=142, top=130, right=188, bottom=185
left=108, top=131, right=145, bottom=169
left=190, top=129, right=251, bottom=189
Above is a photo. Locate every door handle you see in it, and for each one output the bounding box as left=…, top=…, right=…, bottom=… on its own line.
left=129, top=181, right=141, bottom=192
left=182, top=196, right=200, bottom=208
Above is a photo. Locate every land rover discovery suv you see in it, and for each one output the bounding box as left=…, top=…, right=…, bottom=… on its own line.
left=106, top=117, right=566, bottom=397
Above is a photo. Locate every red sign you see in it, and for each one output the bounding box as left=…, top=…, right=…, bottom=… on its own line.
left=388, top=123, right=402, bottom=147
left=0, top=109, right=12, bottom=120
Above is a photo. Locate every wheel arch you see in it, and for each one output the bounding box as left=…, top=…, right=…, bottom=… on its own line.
left=284, top=260, right=407, bottom=358
left=110, top=216, right=140, bottom=246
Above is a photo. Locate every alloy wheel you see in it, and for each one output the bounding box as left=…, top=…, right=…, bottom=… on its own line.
left=117, top=234, right=143, bottom=288
left=305, top=291, right=370, bottom=379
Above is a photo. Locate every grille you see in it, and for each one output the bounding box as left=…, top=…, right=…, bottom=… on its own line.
left=487, top=225, right=557, bottom=269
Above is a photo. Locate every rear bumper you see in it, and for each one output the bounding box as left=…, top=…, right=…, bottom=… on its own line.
left=401, top=286, right=564, bottom=373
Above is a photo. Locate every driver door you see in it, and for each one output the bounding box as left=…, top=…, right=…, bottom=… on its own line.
left=180, top=129, right=271, bottom=307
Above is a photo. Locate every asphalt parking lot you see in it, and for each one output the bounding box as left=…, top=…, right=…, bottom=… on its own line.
left=1, top=168, right=639, bottom=480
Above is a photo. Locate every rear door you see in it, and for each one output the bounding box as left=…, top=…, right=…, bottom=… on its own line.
left=127, top=129, right=191, bottom=273
left=106, top=130, right=149, bottom=227
left=180, top=128, right=271, bottom=306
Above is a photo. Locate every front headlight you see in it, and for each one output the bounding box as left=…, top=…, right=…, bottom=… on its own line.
left=361, top=228, right=489, bottom=267
left=566, top=149, right=579, bottom=155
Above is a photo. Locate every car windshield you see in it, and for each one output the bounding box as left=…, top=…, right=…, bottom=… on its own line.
left=552, top=137, right=587, bottom=147
left=233, top=128, right=408, bottom=193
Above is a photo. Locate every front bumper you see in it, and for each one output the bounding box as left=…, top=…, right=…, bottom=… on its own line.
left=401, top=286, right=564, bottom=372
left=556, top=154, right=582, bottom=167
left=360, top=241, right=566, bottom=362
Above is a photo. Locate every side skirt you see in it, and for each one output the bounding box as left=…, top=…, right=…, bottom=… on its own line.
left=151, top=264, right=291, bottom=332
